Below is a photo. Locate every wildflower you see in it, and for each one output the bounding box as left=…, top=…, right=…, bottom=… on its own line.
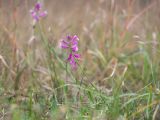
left=67, top=53, right=81, bottom=69
left=60, top=35, right=79, bottom=52
left=60, top=35, right=80, bottom=69
left=30, top=2, right=47, bottom=22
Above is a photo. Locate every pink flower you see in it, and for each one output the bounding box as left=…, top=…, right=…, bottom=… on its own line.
left=60, top=35, right=79, bottom=52
left=30, top=2, right=47, bottom=22
left=60, top=35, right=81, bottom=69
left=67, top=53, right=81, bottom=69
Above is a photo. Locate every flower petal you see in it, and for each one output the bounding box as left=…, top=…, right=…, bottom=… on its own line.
left=71, top=62, right=77, bottom=69
left=71, top=45, right=78, bottom=52
left=39, top=11, right=48, bottom=17
left=67, top=54, right=72, bottom=61
left=60, top=40, right=69, bottom=49
left=72, top=40, right=78, bottom=45
left=70, top=57, right=77, bottom=69
left=72, top=35, right=79, bottom=41
left=74, top=53, right=80, bottom=59
left=66, top=35, right=72, bottom=41
left=35, top=2, right=42, bottom=11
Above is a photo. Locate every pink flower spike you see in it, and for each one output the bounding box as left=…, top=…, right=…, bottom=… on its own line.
left=67, top=53, right=79, bottom=70
left=60, top=35, right=81, bottom=70
left=30, top=2, right=47, bottom=22
left=69, top=56, right=77, bottom=69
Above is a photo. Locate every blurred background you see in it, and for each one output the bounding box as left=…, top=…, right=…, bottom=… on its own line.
left=0, top=0, right=159, bottom=45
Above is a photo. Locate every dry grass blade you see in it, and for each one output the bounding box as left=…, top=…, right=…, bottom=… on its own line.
left=126, top=1, right=156, bottom=30
left=152, top=105, right=160, bottom=120
left=0, top=54, right=16, bottom=75
left=0, top=55, right=9, bottom=68
left=129, top=100, right=160, bottom=119
left=121, top=1, right=156, bottom=38
left=103, top=58, right=118, bottom=81
left=0, top=21, right=19, bottom=50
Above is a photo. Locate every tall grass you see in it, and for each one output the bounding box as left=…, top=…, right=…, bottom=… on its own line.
left=0, top=0, right=160, bottom=119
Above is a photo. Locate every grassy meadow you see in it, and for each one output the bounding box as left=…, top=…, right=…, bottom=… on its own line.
left=0, top=0, right=160, bottom=119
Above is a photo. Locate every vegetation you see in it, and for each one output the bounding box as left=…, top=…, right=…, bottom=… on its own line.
left=0, top=0, right=160, bottom=119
